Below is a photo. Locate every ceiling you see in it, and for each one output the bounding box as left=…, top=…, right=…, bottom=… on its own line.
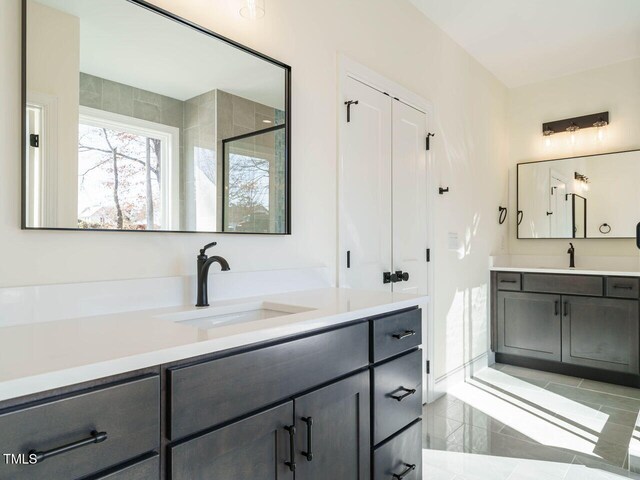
left=409, top=0, right=640, bottom=88
left=33, top=0, right=285, bottom=109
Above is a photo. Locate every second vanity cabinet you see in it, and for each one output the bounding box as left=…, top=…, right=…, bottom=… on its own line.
left=0, top=306, right=423, bottom=480
left=493, top=271, right=640, bottom=382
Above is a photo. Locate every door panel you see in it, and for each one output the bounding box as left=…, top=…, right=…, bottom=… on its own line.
left=294, top=372, right=370, bottom=480
left=497, top=291, right=562, bottom=361
left=562, top=296, right=639, bottom=374
left=170, top=402, right=293, bottom=480
left=391, top=100, right=428, bottom=296
left=340, top=77, right=392, bottom=291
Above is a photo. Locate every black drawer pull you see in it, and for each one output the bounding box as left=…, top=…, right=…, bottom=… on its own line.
left=392, top=463, right=416, bottom=479
left=613, top=285, right=634, bottom=290
left=29, top=430, right=107, bottom=463
left=390, top=387, right=416, bottom=402
left=301, top=416, right=313, bottom=461
left=284, top=425, right=296, bottom=472
left=500, top=280, right=517, bottom=284
left=554, top=300, right=559, bottom=316
left=563, top=301, right=569, bottom=317
left=392, top=330, right=416, bottom=340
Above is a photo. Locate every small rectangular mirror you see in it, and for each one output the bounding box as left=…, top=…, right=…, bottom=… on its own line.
left=23, top=0, right=290, bottom=234
left=517, top=150, right=640, bottom=239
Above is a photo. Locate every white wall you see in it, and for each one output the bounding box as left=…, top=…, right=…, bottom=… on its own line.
left=508, top=58, right=640, bottom=256
left=0, top=0, right=509, bottom=381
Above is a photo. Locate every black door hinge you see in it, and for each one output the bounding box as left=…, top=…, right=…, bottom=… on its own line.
left=426, top=249, right=431, bottom=262
left=345, top=100, right=359, bottom=123
left=30, top=134, right=39, bottom=148
left=426, top=132, right=435, bottom=151
left=426, top=360, right=430, bottom=374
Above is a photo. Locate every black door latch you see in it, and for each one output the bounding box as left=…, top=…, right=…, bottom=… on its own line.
left=383, top=271, right=409, bottom=284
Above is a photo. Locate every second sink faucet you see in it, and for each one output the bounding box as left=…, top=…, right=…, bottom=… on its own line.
left=568, top=242, right=575, bottom=269
left=196, top=242, right=230, bottom=307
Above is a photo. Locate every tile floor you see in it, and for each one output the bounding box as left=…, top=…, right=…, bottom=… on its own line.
left=423, top=363, right=640, bottom=479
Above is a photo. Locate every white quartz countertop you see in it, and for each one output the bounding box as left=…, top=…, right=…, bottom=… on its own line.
left=490, top=266, right=640, bottom=277
left=0, top=288, right=428, bottom=402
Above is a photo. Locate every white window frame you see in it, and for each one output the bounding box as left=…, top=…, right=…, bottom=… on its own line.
left=26, top=92, right=59, bottom=228
left=79, top=106, right=180, bottom=230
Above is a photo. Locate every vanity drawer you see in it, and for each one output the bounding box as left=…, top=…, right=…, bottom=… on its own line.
left=0, top=375, right=160, bottom=480
left=607, top=277, right=640, bottom=299
left=168, top=322, right=368, bottom=440
left=94, top=454, right=159, bottom=479
left=373, top=419, right=422, bottom=480
left=496, top=272, right=521, bottom=291
left=523, top=273, right=603, bottom=296
left=373, top=349, right=422, bottom=445
left=371, top=308, right=422, bottom=363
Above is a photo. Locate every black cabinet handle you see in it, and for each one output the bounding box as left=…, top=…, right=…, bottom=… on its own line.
left=613, top=285, right=634, bottom=290
left=392, top=463, right=416, bottom=479
left=284, top=425, right=296, bottom=472
left=392, top=330, right=416, bottom=340
left=563, top=301, right=569, bottom=317
left=390, top=387, right=417, bottom=402
left=554, top=300, right=559, bottom=316
left=28, top=430, right=107, bottom=463
left=500, top=280, right=517, bottom=284
left=301, top=417, right=313, bottom=461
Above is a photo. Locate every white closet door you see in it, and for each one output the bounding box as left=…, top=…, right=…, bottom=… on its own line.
left=340, top=77, right=392, bottom=291
left=392, top=101, right=428, bottom=295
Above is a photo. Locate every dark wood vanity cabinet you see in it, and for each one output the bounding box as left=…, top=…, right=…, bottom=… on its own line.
left=170, top=402, right=294, bottom=480
left=492, top=271, right=640, bottom=384
left=496, top=291, right=562, bottom=361
left=561, top=296, right=639, bottom=374
left=0, top=306, right=423, bottom=479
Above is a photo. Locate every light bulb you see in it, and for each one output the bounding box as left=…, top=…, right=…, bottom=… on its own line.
left=240, top=0, right=265, bottom=19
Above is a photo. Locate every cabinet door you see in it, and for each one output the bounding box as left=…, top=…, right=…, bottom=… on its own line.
left=562, top=296, right=639, bottom=374
left=170, top=402, right=294, bottom=480
left=391, top=100, right=428, bottom=296
left=497, top=291, right=561, bottom=361
left=294, top=371, right=370, bottom=480
left=339, top=76, right=392, bottom=291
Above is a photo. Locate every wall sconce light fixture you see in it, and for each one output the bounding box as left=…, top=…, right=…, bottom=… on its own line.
left=574, top=171, right=590, bottom=192
left=541, top=111, right=609, bottom=144
left=574, top=172, right=589, bottom=183
left=240, top=0, right=265, bottom=19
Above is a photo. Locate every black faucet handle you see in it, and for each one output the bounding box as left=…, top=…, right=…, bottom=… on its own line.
left=200, top=241, right=217, bottom=256
left=568, top=242, right=574, bottom=252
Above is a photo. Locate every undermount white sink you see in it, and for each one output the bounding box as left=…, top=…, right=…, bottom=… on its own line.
left=156, top=301, right=314, bottom=330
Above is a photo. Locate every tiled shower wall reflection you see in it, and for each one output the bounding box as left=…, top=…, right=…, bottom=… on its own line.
left=79, top=73, right=283, bottom=232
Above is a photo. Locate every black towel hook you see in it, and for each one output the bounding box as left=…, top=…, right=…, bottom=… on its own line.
left=498, top=206, right=507, bottom=225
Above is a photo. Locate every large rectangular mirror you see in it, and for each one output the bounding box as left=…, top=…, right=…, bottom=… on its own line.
left=517, top=150, right=640, bottom=239
left=23, top=0, right=290, bottom=234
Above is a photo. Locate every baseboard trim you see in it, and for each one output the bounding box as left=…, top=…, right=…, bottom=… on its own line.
left=496, top=353, right=640, bottom=388
left=430, top=352, right=489, bottom=402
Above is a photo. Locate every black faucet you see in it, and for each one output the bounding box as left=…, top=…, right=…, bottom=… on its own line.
left=196, top=242, right=230, bottom=307
left=567, top=242, right=575, bottom=268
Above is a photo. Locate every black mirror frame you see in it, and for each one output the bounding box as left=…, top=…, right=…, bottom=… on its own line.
left=21, top=0, right=292, bottom=235
left=516, top=149, right=640, bottom=240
